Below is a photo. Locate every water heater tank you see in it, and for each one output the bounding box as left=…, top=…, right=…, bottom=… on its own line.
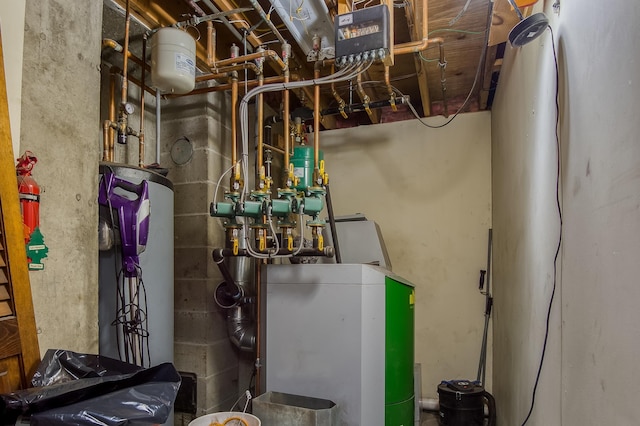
left=151, top=27, right=196, bottom=94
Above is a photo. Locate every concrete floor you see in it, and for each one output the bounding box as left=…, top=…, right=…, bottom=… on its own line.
left=421, top=411, right=440, bottom=425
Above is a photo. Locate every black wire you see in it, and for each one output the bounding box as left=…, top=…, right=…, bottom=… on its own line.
left=139, top=270, right=151, bottom=367
left=520, top=25, right=562, bottom=426
left=402, top=0, right=493, bottom=129
left=112, top=269, right=151, bottom=367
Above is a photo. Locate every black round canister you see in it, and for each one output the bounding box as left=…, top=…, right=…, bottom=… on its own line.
left=437, top=380, right=495, bottom=426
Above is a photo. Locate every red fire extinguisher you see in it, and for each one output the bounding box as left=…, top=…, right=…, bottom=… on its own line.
left=16, top=151, right=40, bottom=244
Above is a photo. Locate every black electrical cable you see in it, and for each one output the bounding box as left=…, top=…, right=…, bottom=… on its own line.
left=113, top=268, right=151, bottom=367
left=520, top=25, right=562, bottom=426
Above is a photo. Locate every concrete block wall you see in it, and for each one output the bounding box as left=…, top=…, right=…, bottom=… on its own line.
left=160, top=93, right=241, bottom=420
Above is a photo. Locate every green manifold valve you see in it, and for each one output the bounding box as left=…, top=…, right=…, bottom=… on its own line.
left=210, top=201, right=235, bottom=218
left=271, top=198, right=292, bottom=217
left=239, top=200, right=263, bottom=218
left=302, top=196, right=323, bottom=216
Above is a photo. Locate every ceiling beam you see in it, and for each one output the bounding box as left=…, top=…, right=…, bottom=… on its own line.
left=337, top=0, right=351, bottom=14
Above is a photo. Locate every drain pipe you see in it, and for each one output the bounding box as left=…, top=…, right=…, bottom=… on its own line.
left=419, top=397, right=489, bottom=416
left=420, top=398, right=440, bottom=411
left=212, top=244, right=256, bottom=352
left=227, top=304, right=255, bottom=352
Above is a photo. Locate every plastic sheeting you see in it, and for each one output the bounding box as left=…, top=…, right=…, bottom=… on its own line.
left=0, top=349, right=180, bottom=425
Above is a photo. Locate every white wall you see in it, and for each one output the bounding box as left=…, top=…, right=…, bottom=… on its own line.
left=492, top=1, right=640, bottom=424
left=0, top=0, right=26, bottom=156
left=321, top=112, right=492, bottom=398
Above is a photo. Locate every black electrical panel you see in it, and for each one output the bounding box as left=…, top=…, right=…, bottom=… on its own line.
left=335, top=5, right=390, bottom=65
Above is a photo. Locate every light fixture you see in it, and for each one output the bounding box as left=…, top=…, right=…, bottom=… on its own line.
left=506, top=0, right=549, bottom=47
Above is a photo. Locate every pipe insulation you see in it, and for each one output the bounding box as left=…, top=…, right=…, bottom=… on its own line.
left=420, top=398, right=440, bottom=411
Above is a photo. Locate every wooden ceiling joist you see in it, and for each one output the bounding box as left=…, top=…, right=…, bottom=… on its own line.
left=408, top=0, right=431, bottom=116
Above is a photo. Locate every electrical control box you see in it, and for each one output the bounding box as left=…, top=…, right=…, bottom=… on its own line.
left=335, top=5, right=391, bottom=65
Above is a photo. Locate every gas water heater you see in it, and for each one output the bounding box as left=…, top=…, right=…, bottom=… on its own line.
left=97, top=163, right=175, bottom=424
left=262, top=264, right=415, bottom=426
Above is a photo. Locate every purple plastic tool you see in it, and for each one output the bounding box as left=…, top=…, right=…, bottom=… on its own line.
left=98, top=173, right=150, bottom=277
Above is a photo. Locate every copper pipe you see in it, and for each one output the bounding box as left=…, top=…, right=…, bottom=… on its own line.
left=108, top=69, right=117, bottom=161
left=138, top=35, right=147, bottom=168
left=102, top=121, right=110, bottom=162
left=121, top=0, right=131, bottom=106
left=170, top=75, right=288, bottom=97
left=264, top=144, right=285, bottom=155
left=384, top=65, right=398, bottom=112
left=384, top=66, right=393, bottom=98
left=111, top=65, right=155, bottom=95
left=313, top=67, right=321, bottom=173
left=394, top=37, right=444, bottom=56
left=215, top=50, right=286, bottom=72
left=102, top=38, right=122, bottom=52
left=283, top=71, right=290, bottom=175
left=394, top=37, right=449, bottom=117
left=314, top=58, right=336, bottom=70
left=231, top=72, right=238, bottom=176
left=330, top=64, right=348, bottom=119
left=206, top=21, right=216, bottom=67
left=126, top=74, right=156, bottom=96
left=356, top=73, right=374, bottom=121
left=196, top=63, right=260, bottom=82
left=257, top=75, right=264, bottom=180
left=394, top=0, right=432, bottom=55
left=127, top=52, right=149, bottom=72
left=103, top=39, right=150, bottom=72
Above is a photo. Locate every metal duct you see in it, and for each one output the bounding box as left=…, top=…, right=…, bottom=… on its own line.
left=214, top=229, right=256, bottom=352
left=227, top=304, right=256, bottom=352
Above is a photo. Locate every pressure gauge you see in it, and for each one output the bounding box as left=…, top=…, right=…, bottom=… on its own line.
left=123, top=102, right=135, bottom=115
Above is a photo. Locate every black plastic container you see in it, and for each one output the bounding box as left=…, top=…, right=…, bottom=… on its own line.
left=437, top=380, right=496, bottom=426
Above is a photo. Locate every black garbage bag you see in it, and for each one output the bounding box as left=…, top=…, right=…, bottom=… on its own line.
left=0, top=349, right=181, bottom=425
